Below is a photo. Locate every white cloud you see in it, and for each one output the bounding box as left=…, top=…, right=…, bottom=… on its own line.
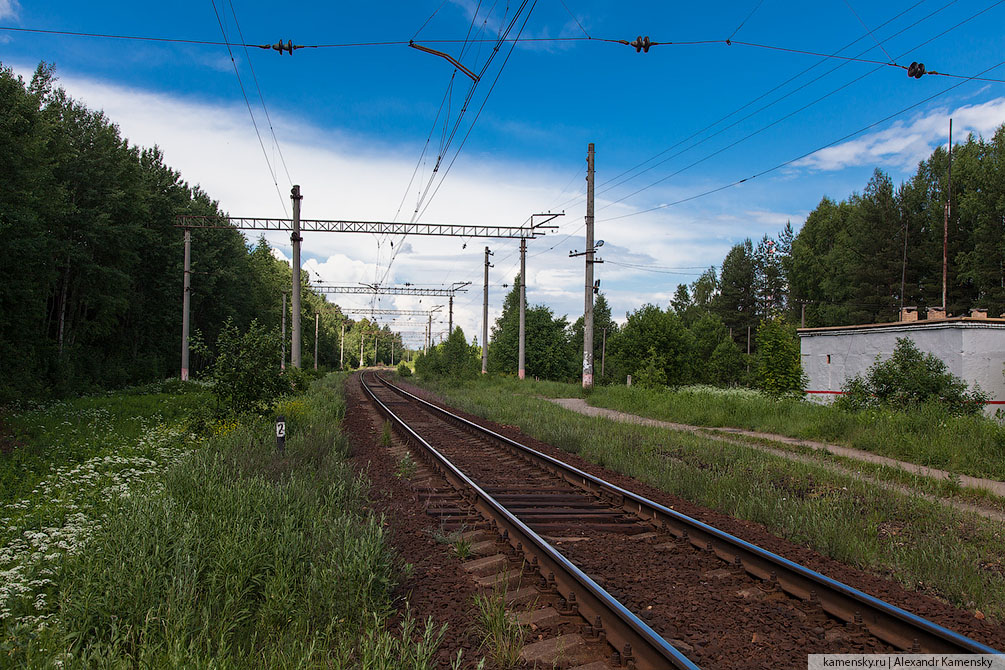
left=9, top=65, right=788, bottom=341
left=0, top=0, right=19, bottom=21
left=794, top=97, right=1005, bottom=172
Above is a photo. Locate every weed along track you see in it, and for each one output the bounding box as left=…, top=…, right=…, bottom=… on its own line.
left=359, top=372, right=1001, bottom=669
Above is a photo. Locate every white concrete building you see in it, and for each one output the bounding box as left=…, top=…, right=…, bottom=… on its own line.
left=798, top=308, right=1005, bottom=412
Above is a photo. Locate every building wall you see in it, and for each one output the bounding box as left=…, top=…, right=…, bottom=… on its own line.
left=798, top=322, right=1005, bottom=410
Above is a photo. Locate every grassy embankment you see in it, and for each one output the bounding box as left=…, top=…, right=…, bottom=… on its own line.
left=1, top=375, right=453, bottom=668
left=409, top=375, right=1005, bottom=622
left=450, top=376, right=1005, bottom=483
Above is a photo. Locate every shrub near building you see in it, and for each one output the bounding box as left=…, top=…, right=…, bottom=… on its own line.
left=838, top=337, right=989, bottom=416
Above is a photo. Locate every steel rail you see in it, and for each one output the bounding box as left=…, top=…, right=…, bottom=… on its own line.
left=375, top=374, right=1001, bottom=656
left=360, top=372, right=699, bottom=670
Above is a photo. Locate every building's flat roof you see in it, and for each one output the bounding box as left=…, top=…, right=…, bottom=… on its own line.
left=797, top=316, right=1005, bottom=335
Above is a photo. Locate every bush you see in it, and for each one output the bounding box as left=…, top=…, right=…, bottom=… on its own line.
left=396, top=361, right=413, bottom=377
left=754, top=317, right=805, bottom=397
left=414, top=327, right=479, bottom=380
left=633, top=347, right=669, bottom=388
left=207, top=319, right=291, bottom=415
left=708, top=338, right=746, bottom=386
left=837, top=337, right=988, bottom=416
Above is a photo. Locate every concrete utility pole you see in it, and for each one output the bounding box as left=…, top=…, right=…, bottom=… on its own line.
left=448, top=295, right=454, bottom=335
left=314, top=313, right=319, bottom=370
left=428, top=313, right=433, bottom=351
left=291, top=185, right=303, bottom=368
left=281, top=293, right=287, bottom=369
left=181, top=229, right=191, bottom=381
left=583, top=144, right=596, bottom=389
left=518, top=237, right=527, bottom=380
left=482, top=246, right=494, bottom=374
left=943, top=118, right=952, bottom=311
left=360, top=334, right=364, bottom=369
left=339, top=321, right=345, bottom=369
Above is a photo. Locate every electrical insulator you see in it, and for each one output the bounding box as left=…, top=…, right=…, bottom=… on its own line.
left=907, top=61, right=926, bottom=78
left=630, top=36, right=653, bottom=53
left=271, top=40, right=295, bottom=55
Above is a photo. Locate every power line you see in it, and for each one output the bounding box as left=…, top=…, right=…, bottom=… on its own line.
left=727, top=0, right=765, bottom=42
left=594, top=0, right=1002, bottom=215
left=842, top=0, right=895, bottom=63
left=208, top=0, right=288, bottom=216
left=377, top=0, right=537, bottom=287
left=558, top=0, right=591, bottom=38
left=551, top=0, right=939, bottom=212
left=558, top=0, right=956, bottom=211
left=598, top=56, right=1005, bottom=223
left=227, top=0, right=293, bottom=187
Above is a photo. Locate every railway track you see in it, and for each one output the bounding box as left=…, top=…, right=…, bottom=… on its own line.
left=359, top=372, right=1001, bottom=669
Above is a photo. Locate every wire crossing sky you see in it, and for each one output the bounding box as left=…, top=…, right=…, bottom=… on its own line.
left=3, top=0, right=1004, bottom=340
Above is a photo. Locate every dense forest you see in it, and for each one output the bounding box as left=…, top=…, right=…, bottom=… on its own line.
left=0, top=63, right=403, bottom=401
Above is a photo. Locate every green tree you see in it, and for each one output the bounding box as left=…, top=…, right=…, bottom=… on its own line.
left=610, top=304, right=693, bottom=386
left=488, top=275, right=577, bottom=380
left=714, top=240, right=757, bottom=346
left=207, top=319, right=290, bottom=414
left=753, top=317, right=804, bottom=396
left=569, top=293, right=616, bottom=381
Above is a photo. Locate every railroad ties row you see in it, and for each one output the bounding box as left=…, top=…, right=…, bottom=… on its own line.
left=359, top=372, right=1000, bottom=669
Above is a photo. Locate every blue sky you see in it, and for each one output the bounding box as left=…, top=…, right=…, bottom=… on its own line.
left=3, top=0, right=1005, bottom=345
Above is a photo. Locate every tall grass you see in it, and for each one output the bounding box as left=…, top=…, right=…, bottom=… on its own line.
left=590, top=384, right=1005, bottom=481
left=416, top=375, right=1005, bottom=481
left=5, top=374, right=449, bottom=668
left=411, top=376, right=1005, bottom=621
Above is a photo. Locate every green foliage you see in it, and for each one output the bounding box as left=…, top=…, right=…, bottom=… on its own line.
left=487, top=275, right=578, bottom=381
left=207, top=319, right=291, bottom=414
left=708, top=338, right=747, bottom=386
left=753, top=317, right=805, bottom=396
left=0, top=64, right=356, bottom=400
left=837, top=337, right=989, bottom=416
left=633, top=348, right=669, bottom=388
left=5, top=374, right=459, bottom=666
left=473, top=589, right=525, bottom=668
left=396, top=361, right=413, bottom=377
left=415, top=327, right=480, bottom=380
left=610, top=304, right=693, bottom=387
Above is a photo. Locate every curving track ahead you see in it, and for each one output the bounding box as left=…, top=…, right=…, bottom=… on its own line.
left=360, top=372, right=1000, bottom=669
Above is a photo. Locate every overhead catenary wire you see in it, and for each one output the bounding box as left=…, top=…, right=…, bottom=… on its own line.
left=593, top=0, right=1002, bottom=215
left=842, top=0, right=896, bottom=63
left=11, top=21, right=1004, bottom=85
left=226, top=0, right=293, bottom=187
left=552, top=0, right=959, bottom=214
left=375, top=0, right=537, bottom=288
left=598, top=56, right=1005, bottom=223
left=208, top=0, right=288, bottom=216
left=727, top=0, right=765, bottom=42
left=558, top=0, right=591, bottom=38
